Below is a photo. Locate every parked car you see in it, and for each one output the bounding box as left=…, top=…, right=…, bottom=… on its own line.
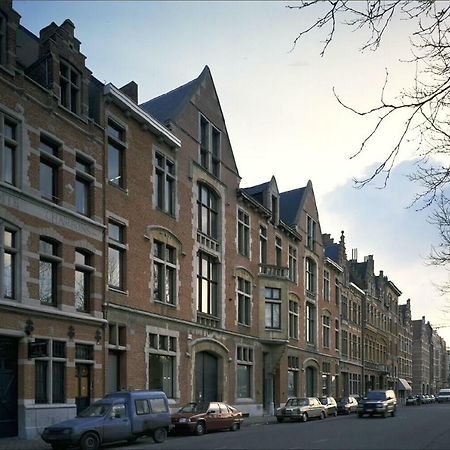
left=416, top=394, right=426, bottom=404
left=320, top=397, right=338, bottom=416
left=423, top=395, right=431, bottom=404
left=337, top=396, right=359, bottom=414
left=437, top=388, right=450, bottom=403
left=429, top=394, right=436, bottom=403
left=276, top=397, right=326, bottom=422
left=405, top=395, right=418, bottom=406
left=41, top=390, right=171, bottom=450
left=358, top=390, right=397, bottom=418
left=171, top=402, right=243, bottom=435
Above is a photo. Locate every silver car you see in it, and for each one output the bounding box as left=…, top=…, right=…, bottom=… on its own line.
left=276, top=397, right=326, bottom=422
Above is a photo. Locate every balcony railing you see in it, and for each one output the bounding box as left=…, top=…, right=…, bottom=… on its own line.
left=197, top=232, right=220, bottom=252
left=196, top=312, right=220, bottom=329
left=258, top=264, right=289, bottom=280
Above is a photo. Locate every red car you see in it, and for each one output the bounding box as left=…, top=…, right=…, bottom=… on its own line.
left=171, top=402, right=244, bottom=435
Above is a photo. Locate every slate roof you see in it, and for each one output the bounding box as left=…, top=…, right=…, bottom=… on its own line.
left=140, top=68, right=206, bottom=123
left=325, top=243, right=340, bottom=263
left=242, top=181, right=270, bottom=206
left=279, top=187, right=305, bottom=226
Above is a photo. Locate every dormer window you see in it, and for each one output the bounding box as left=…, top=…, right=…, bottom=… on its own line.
left=59, top=61, right=80, bottom=114
left=0, top=13, right=6, bottom=66
left=306, top=215, right=316, bottom=251
left=271, top=194, right=278, bottom=224
left=199, top=115, right=220, bottom=178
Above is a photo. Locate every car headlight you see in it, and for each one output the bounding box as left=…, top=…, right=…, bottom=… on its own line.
left=179, top=418, right=189, bottom=423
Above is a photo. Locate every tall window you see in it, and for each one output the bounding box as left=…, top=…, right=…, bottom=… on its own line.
left=288, top=245, right=297, bottom=283
left=287, top=356, right=299, bottom=397
left=107, top=120, right=125, bottom=188
left=342, top=330, right=348, bottom=357
left=108, top=221, right=125, bottom=290
left=305, top=258, right=316, bottom=294
left=39, top=239, right=60, bottom=306
left=1, top=114, right=18, bottom=186
left=237, top=276, right=251, bottom=326
left=322, top=315, right=330, bottom=348
left=323, top=270, right=330, bottom=301
left=237, top=209, right=250, bottom=257
left=40, top=137, right=61, bottom=203
left=1, top=226, right=17, bottom=299
left=155, top=152, right=175, bottom=215
left=322, top=362, right=331, bottom=396
left=200, top=115, right=221, bottom=177
left=306, top=303, right=315, bottom=344
left=35, top=340, right=66, bottom=404
left=75, top=156, right=93, bottom=216
left=341, top=295, right=348, bottom=320
left=265, top=287, right=281, bottom=329
left=259, top=225, right=267, bottom=264
left=236, top=346, right=253, bottom=398
left=198, top=184, right=218, bottom=239
left=153, top=240, right=176, bottom=305
left=197, top=252, right=218, bottom=316
left=306, top=215, right=316, bottom=251
left=335, top=278, right=340, bottom=304
left=335, top=319, right=339, bottom=350
left=60, top=61, right=80, bottom=114
left=289, top=299, right=299, bottom=339
left=0, top=13, right=6, bottom=66
left=275, top=236, right=282, bottom=266
left=75, top=250, right=93, bottom=312
left=148, top=332, right=177, bottom=398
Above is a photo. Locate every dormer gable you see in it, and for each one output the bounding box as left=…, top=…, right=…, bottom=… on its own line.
left=242, top=176, right=280, bottom=224
left=0, top=0, right=20, bottom=71
left=24, top=18, right=92, bottom=119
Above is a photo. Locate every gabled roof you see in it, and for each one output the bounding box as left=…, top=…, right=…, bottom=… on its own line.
left=279, top=187, right=306, bottom=226
left=139, top=69, right=204, bottom=123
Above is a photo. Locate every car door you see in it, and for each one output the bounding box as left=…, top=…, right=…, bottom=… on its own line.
left=309, top=398, right=319, bottom=418
left=218, top=403, right=233, bottom=430
left=206, top=402, right=221, bottom=431
left=102, top=403, right=131, bottom=443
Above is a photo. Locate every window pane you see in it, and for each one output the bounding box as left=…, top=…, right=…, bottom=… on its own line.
left=108, top=247, right=122, bottom=288
left=39, top=260, right=54, bottom=304
left=108, top=223, right=122, bottom=242
left=108, top=143, right=122, bottom=185
left=237, top=365, right=250, bottom=398
left=75, top=270, right=88, bottom=311
left=35, top=360, right=48, bottom=404
left=76, top=178, right=89, bottom=215
left=3, top=144, right=14, bottom=185
left=52, top=361, right=65, bottom=403
left=3, top=252, right=13, bottom=298
left=40, top=161, right=56, bottom=201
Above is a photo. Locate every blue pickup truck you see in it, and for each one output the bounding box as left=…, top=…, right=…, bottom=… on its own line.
left=41, top=390, right=171, bottom=450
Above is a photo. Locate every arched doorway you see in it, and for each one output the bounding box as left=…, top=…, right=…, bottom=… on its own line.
left=305, top=366, right=317, bottom=397
left=195, top=351, right=218, bottom=402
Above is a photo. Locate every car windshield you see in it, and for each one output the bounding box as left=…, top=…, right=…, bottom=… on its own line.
left=285, top=398, right=308, bottom=407
left=367, top=392, right=387, bottom=401
left=339, top=398, right=349, bottom=404
left=320, top=398, right=328, bottom=405
left=78, top=403, right=110, bottom=418
left=178, top=403, right=209, bottom=413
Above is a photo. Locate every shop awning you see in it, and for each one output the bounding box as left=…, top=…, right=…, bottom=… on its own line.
left=398, top=378, right=412, bottom=390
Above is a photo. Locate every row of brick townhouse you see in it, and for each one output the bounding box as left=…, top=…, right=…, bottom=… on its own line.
left=0, top=1, right=448, bottom=439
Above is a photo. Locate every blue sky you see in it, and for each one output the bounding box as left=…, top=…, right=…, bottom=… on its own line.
left=13, top=1, right=450, bottom=341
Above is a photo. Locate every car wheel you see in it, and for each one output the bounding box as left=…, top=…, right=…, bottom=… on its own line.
left=358, top=413, right=363, bottom=418
left=153, top=427, right=167, bottom=443
left=276, top=417, right=284, bottom=423
left=391, top=409, right=396, bottom=417
left=301, top=413, right=308, bottom=422
left=319, top=411, right=325, bottom=420
left=230, top=422, right=238, bottom=431
left=334, top=411, right=338, bottom=417
left=80, top=432, right=100, bottom=450
left=346, top=409, right=351, bottom=415
left=195, top=421, right=206, bottom=436
left=383, top=411, right=388, bottom=418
